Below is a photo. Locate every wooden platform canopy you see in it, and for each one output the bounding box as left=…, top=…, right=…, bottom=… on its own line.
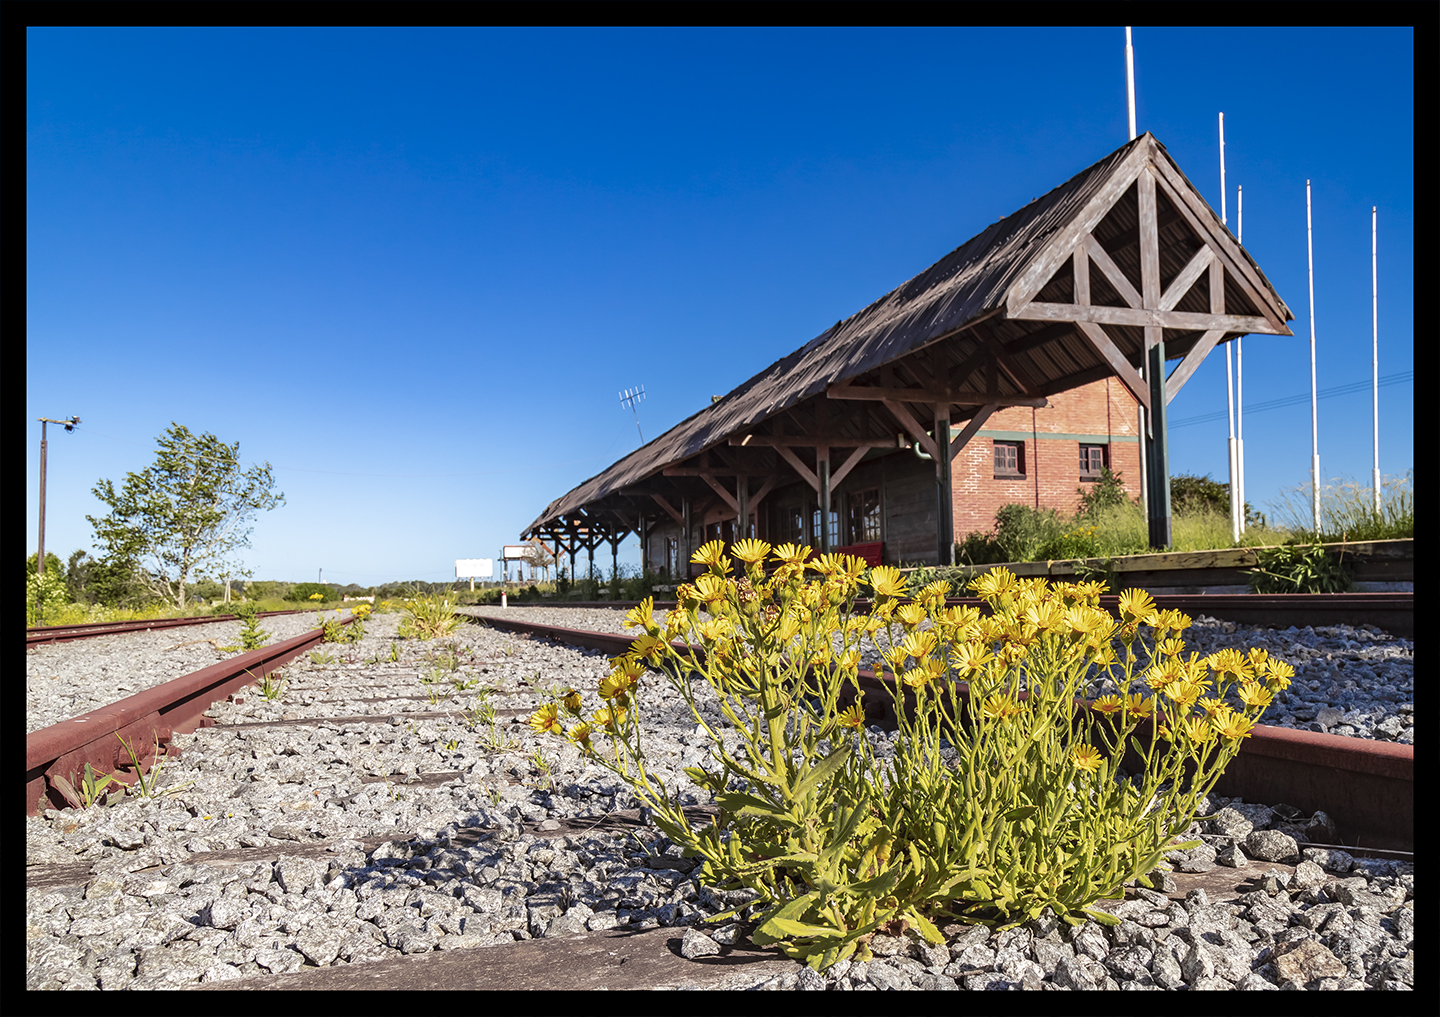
left=523, top=133, right=1294, bottom=575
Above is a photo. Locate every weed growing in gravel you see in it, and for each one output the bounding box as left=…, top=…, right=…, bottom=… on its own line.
left=232, top=603, right=270, bottom=651
left=397, top=590, right=462, bottom=640
left=245, top=666, right=286, bottom=700
left=115, top=733, right=196, bottom=800
left=535, top=540, right=1287, bottom=972
left=309, top=648, right=337, bottom=665
left=62, top=762, right=125, bottom=808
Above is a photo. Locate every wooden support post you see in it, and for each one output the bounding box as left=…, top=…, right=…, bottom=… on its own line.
left=639, top=514, right=648, bottom=576
left=818, top=453, right=831, bottom=555
left=935, top=406, right=954, bottom=566
left=682, top=496, right=692, bottom=579
left=1146, top=337, right=1172, bottom=548
left=736, top=474, right=748, bottom=542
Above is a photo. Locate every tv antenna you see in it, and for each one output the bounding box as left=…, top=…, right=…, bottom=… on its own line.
left=620, top=385, right=646, bottom=443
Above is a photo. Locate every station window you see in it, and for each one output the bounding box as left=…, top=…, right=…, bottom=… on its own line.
left=994, top=440, right=1025, bottom=478
left=846, top=488, right=881, bottom=544
left=811, top=503, right=840, bottom=549
left=1079, top=443, right=1108, bottom=480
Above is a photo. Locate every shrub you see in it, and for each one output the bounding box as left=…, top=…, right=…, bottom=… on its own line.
left=286, top=582, right=332, bottom=603
left=1246, top=543, right=1352, bottom=594
left=534, top=541, right=1285, bottom=971
left=397, top=590, right=462, bottom=639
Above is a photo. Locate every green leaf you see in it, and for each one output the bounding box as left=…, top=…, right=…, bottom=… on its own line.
left=716, top=790, right=792, bottom=821
left=764, top=916, right=842, bottom=939
left=1003, top=805, right=1038, bottom=824
left=1083, top=905, right=1121, bottom=926
left=789, top=743, right=851, bottom=804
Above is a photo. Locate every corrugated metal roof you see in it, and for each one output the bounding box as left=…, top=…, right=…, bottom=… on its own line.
left=523, top=133, right=1280, bottom=536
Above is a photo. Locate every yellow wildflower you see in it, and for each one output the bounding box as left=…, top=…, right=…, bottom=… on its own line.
left=1211, top=711, right=1255, bottom=741
left=771, top=543, right=812, bottom=566
left=623, top=598, right=658, bottom=634
left=867, top=565, right=908, bottom=598
left=1196, top=697, right=1228, bottom=720
left=970, top=567, right=1018, bottom=602
left=1090, top=694, right=1124, bottom=716
left=1124, top=692, right=1155, bottom=718
left=562, top=689, right=583, bottom=715
left=1236, top=680, right=1273, bottom=709
left=1263, top=658, right=1295, bottom=691
left=837, top=701, right=866, bottom=729
left=1178, top=716, right=1214, bottom=744
left=567, top=722, right=594, bottom=749
left=731, top=538, right=771, bottom=564
left=949, top=641, right=995, bottom=676
left=1117, top=588, right=1156, bottom=623
left=1071, top=744, right=1104, bottom=773
left=895, top=603, right=927, bottom=628
left=527, top=703, right=563, bottom=736
left=691, top=540, right=729, bottom=568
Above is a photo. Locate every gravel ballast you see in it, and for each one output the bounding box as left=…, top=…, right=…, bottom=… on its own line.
left=25, top=606, right=1413, bottom=990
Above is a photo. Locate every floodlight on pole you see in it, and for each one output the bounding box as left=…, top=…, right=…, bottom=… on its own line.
left=35, top=416, right=81, bottom=620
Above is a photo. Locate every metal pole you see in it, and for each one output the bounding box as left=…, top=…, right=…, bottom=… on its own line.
left=1219, top=114, right=1239, bottom=543
left=1236, top=186, right=1246, bottom=532
left=38, top=420, right=48, bottom=587
left=1306, top=180, right=1321, bottom=533
left=1372, top=205, right=1381, bottom=514
left=1125, top=28, right=1137, bottom=141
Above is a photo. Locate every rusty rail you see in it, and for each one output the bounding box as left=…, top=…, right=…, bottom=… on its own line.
left=470, top=612, right=1413, bottom=852
left=25, top=618, right=351, bottom=815
left=26, top=609, right=316, bottom=647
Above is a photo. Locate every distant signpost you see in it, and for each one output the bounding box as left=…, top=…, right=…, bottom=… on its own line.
left=455, top=558, right=494, bottom=591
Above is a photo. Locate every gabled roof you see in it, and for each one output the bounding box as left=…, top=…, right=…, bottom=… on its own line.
left=524, top=133, right=1293, bottom=537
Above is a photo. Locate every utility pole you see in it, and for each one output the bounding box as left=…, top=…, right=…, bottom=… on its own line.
left=1306, top=180, right=1321, bottom=533
left=35, top=417, right=81, bottom=616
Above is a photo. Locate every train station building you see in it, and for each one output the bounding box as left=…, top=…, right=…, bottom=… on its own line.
left=523, top=133, right=1293, bottom=578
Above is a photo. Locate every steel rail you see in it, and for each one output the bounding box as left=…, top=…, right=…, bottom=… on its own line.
left=26, top=609, right=319, bottom=647
left=498, top=591, right=1413, bottom=638
left=25, top=617, right=353, bottom=816
left=469, top=612, right=1413, bottom=853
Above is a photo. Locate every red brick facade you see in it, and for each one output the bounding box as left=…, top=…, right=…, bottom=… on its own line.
left=950, top=377, right=1141, bottom=542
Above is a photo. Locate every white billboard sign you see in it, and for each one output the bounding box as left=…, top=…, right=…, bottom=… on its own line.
left=455, top=558, right=494, bottom=578
left=502, top=545, right=531, bottom=560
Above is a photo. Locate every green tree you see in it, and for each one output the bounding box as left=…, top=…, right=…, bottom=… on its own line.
left=27, top=552, right=68, bottom=624
left=87, top=422, right=285, bottom=610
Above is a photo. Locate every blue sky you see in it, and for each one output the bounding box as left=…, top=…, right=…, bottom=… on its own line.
left=27, top=27, right=1413, bottom=585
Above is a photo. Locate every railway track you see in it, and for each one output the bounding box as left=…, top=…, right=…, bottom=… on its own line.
left=25, top=606, right=1414, bottom=990
left=27, top=609, right=318, bottom=647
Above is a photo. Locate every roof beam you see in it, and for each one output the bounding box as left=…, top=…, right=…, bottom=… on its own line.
left=1074, top=319, right=1150, bottom=412
left=1159, top=244, right=1214, bottom=312
left=1009, top=302, right=1287, bottom=335
left=1082, top=233, right=1143, bottom=309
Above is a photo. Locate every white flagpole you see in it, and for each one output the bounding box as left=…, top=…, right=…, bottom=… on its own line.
left=1127, top=28, right=1147, bottom=520
left=1306, top=180, right=1321, bottom=533
left=1372, top=206, right=1381, bottom=514
left=1236, top=185, right=1245, bottom=531
left=1126, top=28, right=1137, bottom=141
left=1220, top=114, right=1240, bottom=543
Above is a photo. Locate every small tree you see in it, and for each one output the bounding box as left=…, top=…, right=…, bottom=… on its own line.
left=523, top=539, right=555, bottom=583
left=88, top=422, right=284, bottom=611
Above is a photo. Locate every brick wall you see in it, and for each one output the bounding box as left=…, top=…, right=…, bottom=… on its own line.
left=951, top=377, right=1141, bottom=542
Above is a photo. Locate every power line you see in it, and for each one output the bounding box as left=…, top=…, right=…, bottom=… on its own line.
left=1169, top=371, right=1412, bottom=430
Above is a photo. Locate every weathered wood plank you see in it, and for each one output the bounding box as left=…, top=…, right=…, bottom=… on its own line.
left=730, top=433, right=896, bottom=448
left=1073, top=247, right=1089, bottom=307
left=949, top=403, right=998, bottom=455
left=1139, top=167, right=1160, bottom=309
left=1006, top=142, right=1151, bottom=315
left=1074, top=319, right=1151, bottom=411
left=881, top=398, right=937, bottom=459
left=828, top=444, right=872, bottom=490
left=1164, top=329, right=1225, bottom=404
left=650, top=494, right=684, bottom=527
left=1149, top=155, right=1293, bottom=334
left=774, top=444, right=819, bottom=492
left=1159, top=244, right=1214, bottom=312
left=1010, top=302, right=1286, bottom=334
left=700, top=473, right=740, bottom=514
left=1083, top=233, right=1143, bottom=309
